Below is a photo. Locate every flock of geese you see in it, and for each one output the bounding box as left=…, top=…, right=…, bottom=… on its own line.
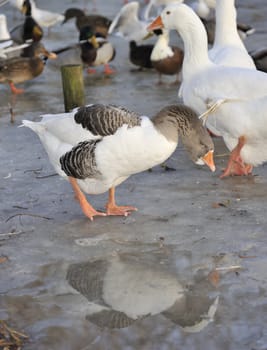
left=1, top=0, right=267, bottom=220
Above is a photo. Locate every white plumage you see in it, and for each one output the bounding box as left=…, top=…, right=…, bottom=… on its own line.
left=147, top=3, right=267, bottom=177
left=208, top=0, right=255, bottom=69
left=22, top=103, right=215, bottom=220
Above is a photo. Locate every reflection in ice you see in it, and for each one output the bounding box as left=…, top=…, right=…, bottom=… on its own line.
left=66, top=251, right=219, bottom=331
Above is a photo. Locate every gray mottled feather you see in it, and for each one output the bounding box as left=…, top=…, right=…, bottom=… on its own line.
left=74, top=104, right=142, bottom=136
left=60, top=139, right=101, bottom=179
left=86, top=309, right=137, bottom=329
left=66, top=260, right=108, bottom=304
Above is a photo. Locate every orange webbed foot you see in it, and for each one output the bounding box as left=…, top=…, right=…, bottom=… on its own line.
left=105, top=203, right=138, bottom=217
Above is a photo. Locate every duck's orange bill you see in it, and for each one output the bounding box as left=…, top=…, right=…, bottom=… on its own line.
left=202, top=150, right=216, bottom=172
left=147, top=16, right=164, bottom=32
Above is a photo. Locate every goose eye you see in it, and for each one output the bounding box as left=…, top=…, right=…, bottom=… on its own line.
left=166, top=11, right=170, bottom=15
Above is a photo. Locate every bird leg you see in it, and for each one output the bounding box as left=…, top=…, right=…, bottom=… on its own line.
left=9, top=82, right=24, bottom=94
left=103, top=64, right=115, bottom=75
left=68, top=177, right=106, bottom=220
left=87, top=67, right=97, bottom=74
left=105, top=187, right=137, bottom=216
left=220, top=136, right=253, bottom=178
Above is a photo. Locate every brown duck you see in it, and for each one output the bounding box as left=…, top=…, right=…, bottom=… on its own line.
left=150, top=29, right=184, bottom=84
left=62, top=8, right=111, bottom=38
left=0, top=42, right=57, bottom=94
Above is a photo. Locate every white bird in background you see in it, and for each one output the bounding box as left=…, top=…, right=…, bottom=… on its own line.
left=108, top=1, right=150, bottom=42
left=208, top=0, right=255, bottom=69
left=148, top=3, right=267, bottom=178
left=24, top=0, right=64, bottom=30
left=8, top=0, right=23, bottom=10
left=143, top=0, right=184, bottom=21
left=0, top=13, right=11, bottom=41
left=190, top=0, right=215, bottom=19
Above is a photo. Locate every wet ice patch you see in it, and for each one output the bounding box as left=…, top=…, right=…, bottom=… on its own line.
left=75, top=234, right=110, bottom=246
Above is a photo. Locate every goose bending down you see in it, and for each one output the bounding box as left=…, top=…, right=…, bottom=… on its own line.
left=148, top=3, right=267, bottom=178
left=22, top=103, right=215, bottom=220
left=150, top=28, right=183, bottom=84
left=208, top=0, right=255, bottom=69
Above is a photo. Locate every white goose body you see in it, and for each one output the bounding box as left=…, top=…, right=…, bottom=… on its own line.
left=24, top=109, right=176, bottom=194
left=29, top=0, right=64, bottom=28
left=22, top=103, right=214, bottom=219
left=108, top=2, right=149, bottom=42
left=148, top=3, right=267, bottom=175
left=208, top=0, right=255, bottom=69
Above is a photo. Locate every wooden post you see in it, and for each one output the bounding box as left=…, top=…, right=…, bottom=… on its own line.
left=61, top=64, right=85, bottom=112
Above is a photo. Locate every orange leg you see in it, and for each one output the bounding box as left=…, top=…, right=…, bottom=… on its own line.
left=87, top=67, right=97, bottom=74
left=220, top=136, right=253, bottom=178
left=105, top=187, right=137, bottom=216
left=103, top=64, right=115, bottom=75
left=9, top=82, right=24, bottom=94
left=68, top=177, right=106, bottom=221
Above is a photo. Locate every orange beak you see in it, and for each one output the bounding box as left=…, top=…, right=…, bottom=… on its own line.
left=147, top=15, right=164, bottom=32
left=201, top=150, right=216, bottom=172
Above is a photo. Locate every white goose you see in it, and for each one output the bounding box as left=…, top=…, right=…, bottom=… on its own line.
left=208, top=0, right=255, bottom=69
left=143, top=0, right=184, bottom=21
left=22, top=104, right=215, bottom=220
left=190, top=0, right=215, bottom=20
left=108, top=1, right=150, bottom=42
left=148, top=3, right=267, bottom=178
left=25, top=0, right=64, bottom=29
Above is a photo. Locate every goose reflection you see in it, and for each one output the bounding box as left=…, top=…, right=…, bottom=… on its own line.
left=66, top=251, right=219, bottom=331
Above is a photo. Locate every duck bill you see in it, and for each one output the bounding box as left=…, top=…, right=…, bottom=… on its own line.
left=47, top=52, right=57, bottom=60
left=147, top=15, right=164, bottom=32
left=89, top=35, right=99, bottom=49
left=142, top=31, right=154, bottom=40
left=201, top=150, right=216, bottom=172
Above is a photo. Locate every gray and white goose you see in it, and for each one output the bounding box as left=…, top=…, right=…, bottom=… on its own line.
left=22, top=103, right=215, bottom=221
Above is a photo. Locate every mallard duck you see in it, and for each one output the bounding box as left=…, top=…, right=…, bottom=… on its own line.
left=22, top=103, right=215, bottom=220
left=0, top=41, right=57, bottom=94
left=108, top=1, right=151, bottom=43
left=150, top=28, right=183, bottom=84
left=129, top=40, right=154, bottom=70
left=10, top=0, right=43, bottom=45
left=79, top=25, right=115, bottom=74
left=148, top=3, right=267, bottom=178
left=62, top=8, right=111, bottom=38
left=22, top=0, right=64, bottom=30
left=208, top=0, right=255, bottom=69
left=48, top=25, right=115, bottom=73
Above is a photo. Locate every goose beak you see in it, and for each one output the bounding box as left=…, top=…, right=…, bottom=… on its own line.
left=89, top=35, right=99, bottom=49
left=147, top=15, right=164, bottom=32
left=201, top=150, right=216, bottom=172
